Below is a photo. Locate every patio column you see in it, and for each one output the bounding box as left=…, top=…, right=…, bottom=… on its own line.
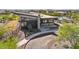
left=37, top=13, right=41, bottom=30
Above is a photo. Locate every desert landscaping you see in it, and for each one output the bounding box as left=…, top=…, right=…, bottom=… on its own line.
left=0, top=10, right=79, bottom=49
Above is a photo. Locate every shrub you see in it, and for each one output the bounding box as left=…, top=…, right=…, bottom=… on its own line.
left=0, top=26, right=8, bottom=36
left=57, top=23, right=79, bottom=48
left=72, top=13, right=79, bottom=24
left=7, top=13, right=20, bottom=21
left=0, top=36, right=18, bottom=49
left=0, top=12, right=20, bottom=22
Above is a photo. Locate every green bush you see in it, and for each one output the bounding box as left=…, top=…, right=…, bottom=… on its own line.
left=0, top=36, right=18, bottom=49
left=57, top=23, right=79, bottom=48
left=7, top=13, right=20, bottom=21
left=66, top=11, right=79, bottom=24
left=72, top=13, right=79, bottom=24
left=0, top=26, right=8, bottom=36
left=0, top=12, right=20, bottom=21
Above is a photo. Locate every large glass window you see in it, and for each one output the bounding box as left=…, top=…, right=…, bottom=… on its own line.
left=41, top=19, right=54, bottom=27
left=41, top=19, right=47, bottom=23
left=48, top=19, right=54, bottom=23
left=41, top=19, right=54, bottom=23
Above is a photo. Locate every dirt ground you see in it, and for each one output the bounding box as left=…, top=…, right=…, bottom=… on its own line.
left=25, top=34, right=72, bottom=49
left=25, top=34, right=57, bottom=49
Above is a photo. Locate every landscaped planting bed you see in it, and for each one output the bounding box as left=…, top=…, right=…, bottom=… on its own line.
left=0, top=20, right=21, bottom=39
left=0, top=36, right=18, bottom=49
left=0, top=12, right=21, bottom=48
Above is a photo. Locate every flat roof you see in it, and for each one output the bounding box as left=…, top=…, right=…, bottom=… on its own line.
left=40, top=14, right=58, bottom=19
left=29, top=12, right=58, bottom=19
left=12, top=11, right=58, bottom=19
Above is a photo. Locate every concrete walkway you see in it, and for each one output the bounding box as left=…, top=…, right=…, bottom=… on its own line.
left=17, top=38, right=28, bottom=48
